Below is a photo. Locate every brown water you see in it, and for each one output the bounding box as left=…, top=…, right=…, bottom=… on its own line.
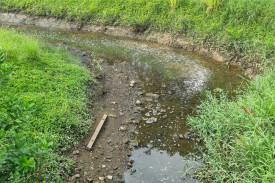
left=2, top=24, right=246, bottom=183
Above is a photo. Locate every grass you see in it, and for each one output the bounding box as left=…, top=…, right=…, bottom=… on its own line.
left=0, top=28, right=93, bottom=182
left=0, top=0, right=274, bottom=71
left=0, top=0, right=274, bottom=182
left=187, top=70, right=275, bottom=182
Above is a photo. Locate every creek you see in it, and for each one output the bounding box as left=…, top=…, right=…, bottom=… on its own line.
left=3, top=24, right=245, bottom=183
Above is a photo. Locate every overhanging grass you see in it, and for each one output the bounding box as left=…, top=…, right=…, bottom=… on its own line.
left=187, top=70, right=275, bottom=182
left=0, top=0, right=274, bottom=70
left=0, top=28, right=93, bottom=182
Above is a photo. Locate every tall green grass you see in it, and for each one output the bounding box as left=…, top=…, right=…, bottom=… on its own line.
left=0, top=29, right=92, bottom=182
left=188, top=70, right=275, bottom=182
left=0, top=0, right=274, bottom=70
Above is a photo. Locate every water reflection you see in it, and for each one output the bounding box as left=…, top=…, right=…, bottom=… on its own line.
left=124, top=148, right=201, bottom=183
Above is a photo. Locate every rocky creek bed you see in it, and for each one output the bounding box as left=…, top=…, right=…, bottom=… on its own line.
left=0, top=22, right=246, bottom=183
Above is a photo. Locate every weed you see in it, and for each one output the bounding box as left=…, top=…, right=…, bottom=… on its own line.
left=0, top=29, right=92, bottom=182
left=187, top=70, right=275, bottom=182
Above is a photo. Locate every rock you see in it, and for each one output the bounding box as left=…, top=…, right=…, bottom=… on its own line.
left=98, top=177, right=105, bottom=181
left=119, top=126, right=127, bottom=131
left=162, top=115, right=167, bottom=119
left=130, top=80, right=136, bottom=87
left=146, top=93, right=160, bottom=98
left=160, top=109, right=166, bottom=113
left=135, top=100, right=142, bottom=105
left=146, top=117, right=157, bottom=124
left=179, top=134, right=184, bottom=139
left=138, top=91, right=144, bottom=96
left=87, top=178, right=93, bottom=182
left=107, top=175, right=113, bottom=180
left=109, top=114, right=117, bottom=118
left=123, top=138, right=129, bottom=144
left=102, top=165, right=106, bottom=168
left=130, top=169, right=137, bottom=175
left=73, top=150, right=80, bottom=155
left=152, top=109, right=158, bottom=115
left=184, top=131, right=192, bottom=139
left=145, top=97, right=153, bottom=102
left=74, top=174, right=81, bottom=178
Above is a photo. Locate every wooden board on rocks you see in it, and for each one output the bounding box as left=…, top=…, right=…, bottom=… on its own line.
left=87, top=114, right=108, bottom=149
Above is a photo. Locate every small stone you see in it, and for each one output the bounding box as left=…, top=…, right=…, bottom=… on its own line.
left=146, top=117, right=157, bottom=124
left=73, top=150, right=80, bottom=155
left=74, top=174, right=81, bottom=178
left=184, top=131, right=192, bottom=139
left=138, top=91, right=144, bottom=96
left=130, top=169, right=137, bottom=175
left=119, top=126, right=127, bottom=131
left=87, top=178, right=93, bottom=182
left=179, top=134, right=184, bottom=139
left=123, top=138, right=129, bottom=144
left=136, top=100, right=142, bottom=105
left=162, top=115, right=167, bottom=119
left=98, top=177, right=105, bottom=181
left=107, top=175, right=113, bottom=180
left=146, top=93, right=160, bottom=98
left=102, top=165, right=106, bottom=168
left=160, top=109, right=166, bottom=113
left=109, top=114, right=117, bottom=118
left=130, top=80, right=136, bottom=87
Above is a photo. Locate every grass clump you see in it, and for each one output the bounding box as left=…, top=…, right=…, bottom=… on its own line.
left=0, top=29, right=92, bottom=182
left=0, top=0, right=274, bottom=70
left=187, top=70, right=275, bottom=182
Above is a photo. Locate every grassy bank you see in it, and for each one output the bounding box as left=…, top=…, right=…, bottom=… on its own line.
left=188, top=70, right=275, bottom=182
left=0, top=0, right=274, bottom=71
left=0, top=29, right=92, bottom=182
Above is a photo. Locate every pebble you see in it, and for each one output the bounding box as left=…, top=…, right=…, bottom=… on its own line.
left=107, top=175, right=113, bottom=180
left=98, top=177, right=105, bottom=181
left=136, top=100, right=142, bottom=105
left=74, top=174, right=80, bottom=178
left=73, top=150, right=80, bottom=155
left=146, top=117, right=157, bottom=124
left=163, top=115, right=167, bottom=119
left=130, top=80, right=136, bottom=87
left=102, top=165, right=106, bottom=168
left=119, top=126, right=127, bottom=131
left=109, top=114, right=117, bottom=118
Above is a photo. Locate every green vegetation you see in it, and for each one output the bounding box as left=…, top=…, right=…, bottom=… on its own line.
left=188, top=70, right=275, bottom=182
left=0, top=0, right=274, bottom=182
left=0, top=29, right=92, bottom=182
left=0, top=0, right=274, bottom=70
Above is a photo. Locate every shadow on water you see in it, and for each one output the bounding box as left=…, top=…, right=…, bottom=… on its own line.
left=2, top=24, right=247, bottom=183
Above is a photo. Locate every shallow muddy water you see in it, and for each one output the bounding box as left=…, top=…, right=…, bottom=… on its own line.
left=2, top=24, right=245, bottom=182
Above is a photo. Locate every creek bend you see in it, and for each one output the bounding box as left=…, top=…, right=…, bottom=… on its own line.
left=2, top=24, right=245, bottom=183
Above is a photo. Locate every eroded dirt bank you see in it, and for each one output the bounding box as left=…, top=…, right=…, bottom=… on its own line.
left=0, top=11, right=254, bottom=75
left=65, top=47, right=142, bottom=183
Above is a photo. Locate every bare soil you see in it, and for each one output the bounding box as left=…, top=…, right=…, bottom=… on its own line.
left=63, top=46, right=142, bottom=183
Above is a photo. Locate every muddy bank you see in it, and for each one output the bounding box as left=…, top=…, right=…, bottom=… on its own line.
left=64, top=47, right=142, bottom=182
left=0, top=11, right=253, bottom=75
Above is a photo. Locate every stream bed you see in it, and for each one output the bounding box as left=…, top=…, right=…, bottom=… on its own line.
left=1, top=24, right=245, bottom=183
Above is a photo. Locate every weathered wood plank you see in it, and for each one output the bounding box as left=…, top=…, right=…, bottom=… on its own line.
left=87, top=114, right=108, bottom=149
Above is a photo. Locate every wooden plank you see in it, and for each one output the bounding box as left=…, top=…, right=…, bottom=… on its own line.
left=87, top=114, right=108, bottom=149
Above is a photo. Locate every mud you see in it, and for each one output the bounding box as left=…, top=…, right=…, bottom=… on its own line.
left=0, top=11, right=253, bottom=75
left=64, top=47, right=142, bottom=183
